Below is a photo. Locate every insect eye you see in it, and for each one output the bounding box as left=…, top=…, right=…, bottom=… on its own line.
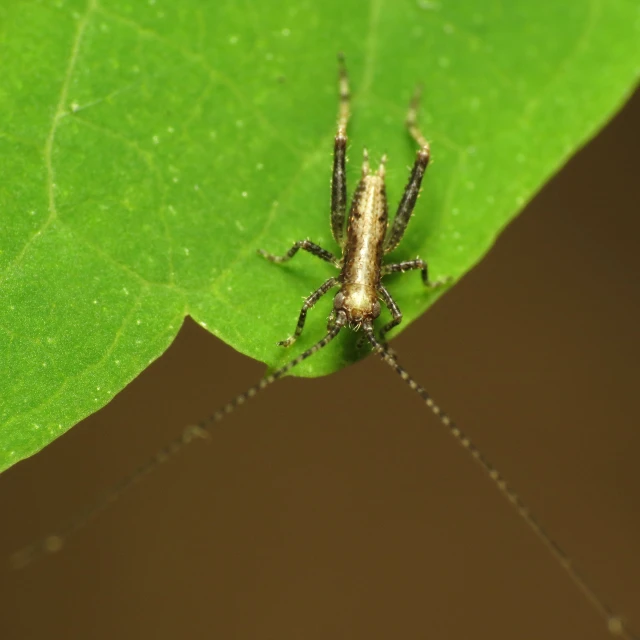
left=333, top=291, right=345, bottom=310
left=372, top=300, right=381, bottom=318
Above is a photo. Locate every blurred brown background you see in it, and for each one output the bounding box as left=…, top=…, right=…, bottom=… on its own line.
left=1, top=90, right=639, bottom=640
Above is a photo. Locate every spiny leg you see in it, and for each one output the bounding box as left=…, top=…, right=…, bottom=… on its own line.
left=383, top=258, right=429, bottom=285
left=278, top=277, right=339, bottom=347
left=406, top=83, right=429, bottom=149
left=375, top=260, right=450, bottom=346
left=362, top=322, right=637, bottom=640
left=384, top=86, right=430, bottom=254
left=330, top=52, right=350, bottom=247
left=382, top=258, right=451, bottom=289
left=378, top=283, right=402, bottom=342
left=353, top=283, right=399, bottom=354
left=370, top=262, right=450, bottom=348
left=258, top=239, right=338, bottom=267
left=327, top=309, right=337, bottom=332
left=11, top=314, right=348, bottom=570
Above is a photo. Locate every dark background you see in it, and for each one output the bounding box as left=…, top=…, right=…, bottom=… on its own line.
left=1, top=90, right=638, bottom=640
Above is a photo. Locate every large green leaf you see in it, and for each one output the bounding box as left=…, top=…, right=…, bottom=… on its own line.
left=1, top=0, right=637, bottom=473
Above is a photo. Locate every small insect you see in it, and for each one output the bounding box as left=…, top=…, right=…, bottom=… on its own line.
left=259, top=54, right=448, bottom=352
left=12, top=54, right=636, bottom=640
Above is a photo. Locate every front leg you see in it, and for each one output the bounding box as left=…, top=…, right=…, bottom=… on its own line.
left=382, top=258, right=451, bottom=288
left=327, top=309, right=337, bottom=332
left=258, top=239, right=338, bottom=267
left=279, top=277, right=339, bottom=347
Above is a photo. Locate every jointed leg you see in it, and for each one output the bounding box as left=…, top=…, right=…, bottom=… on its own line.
left=337, top=52, right=350, bottom=138
left=383, top=259, right=452, bottom=289
left=378, top=283, right=402, bottom=342
left=354, top=284, right=401, bottom=352
left=327, top=309, right=337, bottom=332
left=258, top=240, right=338, bottom=267
left=331, top=53, right=350, bottom=248
left=384, top=86, right=431, bottom=254
left=279, top=277, right=339, bottom=347
left=406, top=84, right=429, bottom=149
left=383, top=259, right=429, bottom=285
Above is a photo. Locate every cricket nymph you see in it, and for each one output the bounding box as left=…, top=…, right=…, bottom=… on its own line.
left=259, top=54, right=441, bottom=348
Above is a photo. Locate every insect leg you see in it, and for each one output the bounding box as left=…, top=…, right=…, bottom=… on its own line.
left=382, top=258, right=452, bottom=290
left=383, top=258, right=429, bottom=284
left=384, top=86, right=430, bottom=254
left=258, top=240, right=338, bottom=267
left=362, top=322, right=637, bottom=640
left=330, top=53, right=350, bottom=248
left=406, top=83, right=429, bottom=149
left=327, top=309, right=337, bottom=332
left=12, top=315, right=348, bottom=570
left=278, top=277, right=339, bottom=347
left=377, top=283, right=402, bottom=342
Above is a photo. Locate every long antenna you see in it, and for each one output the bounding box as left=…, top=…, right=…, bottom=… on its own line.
left=10, top=321, right=344, bottom=570
left=11, top=321, right=638, bottom=639
left=363, top=322, right=636, bottom=640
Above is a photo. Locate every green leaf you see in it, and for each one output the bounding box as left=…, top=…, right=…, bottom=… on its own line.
left=1, top=0, right=638, bottom=473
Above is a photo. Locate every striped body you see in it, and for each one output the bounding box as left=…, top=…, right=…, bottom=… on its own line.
left=334, top=172, right=388, bottom=324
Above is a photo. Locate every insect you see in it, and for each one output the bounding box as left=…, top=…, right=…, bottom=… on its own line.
left=11, top=54, right=636, bottom=640
left=258, top=53, right=448, bottom=352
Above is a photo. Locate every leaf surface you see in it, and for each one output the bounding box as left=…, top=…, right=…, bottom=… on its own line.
left=1, top=0, right=638, bottom=471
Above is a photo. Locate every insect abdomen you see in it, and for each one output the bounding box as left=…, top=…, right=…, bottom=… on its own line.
left=341, top=175, right=388, bottom=288
left=337, top=174, right=387, bottom=323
